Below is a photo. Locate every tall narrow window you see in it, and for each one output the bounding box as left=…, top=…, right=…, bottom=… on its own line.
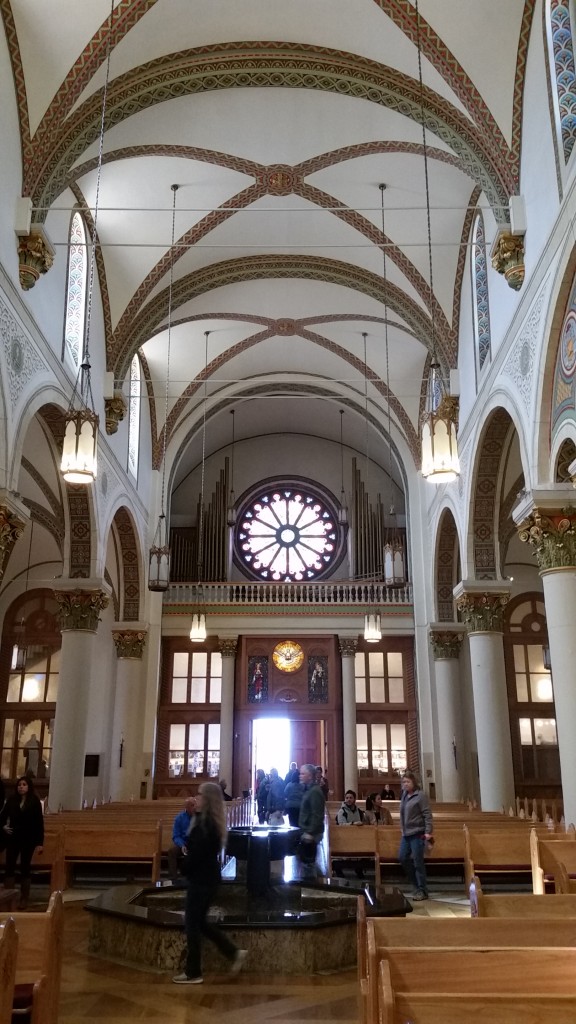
left=549, top=0, right=576, bottom=164
left=63, top=212, right=87, bottom=368
left=471, top=212, right=491, bottom=374
left=128, top=354, right=141, bottom=478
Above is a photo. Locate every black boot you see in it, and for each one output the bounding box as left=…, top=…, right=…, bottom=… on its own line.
left=18, top=879, right=30, bottom=910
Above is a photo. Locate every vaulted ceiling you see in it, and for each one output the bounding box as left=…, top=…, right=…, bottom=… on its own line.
left=3, top=0, right=531, bottom=492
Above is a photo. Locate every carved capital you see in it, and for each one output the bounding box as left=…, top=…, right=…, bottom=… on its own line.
left=339, top=637, right=358, bottom=657
left=429, top=630, right=464, bottom=660
left=0, top=504, right=27, bottom=581
left=517, top=506, right=576, bottom=571
left=490, top=231, right=525, bottom=291
left=456, top=591, right=509, bottom=633
left=54, top=589, right=109, bottom=632
left=218, top=638, right=238, bottom=658
left=112, top=629, right=147, bottom=659
left=105, top=392, right=127, bottom=435
left=17, top=229, right=55, bottom=290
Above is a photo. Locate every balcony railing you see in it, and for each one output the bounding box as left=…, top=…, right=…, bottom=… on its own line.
left=164, top=581, right=413, bottom=606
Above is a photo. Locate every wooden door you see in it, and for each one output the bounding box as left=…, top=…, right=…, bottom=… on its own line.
left=291, top=720, right=322, bottom=768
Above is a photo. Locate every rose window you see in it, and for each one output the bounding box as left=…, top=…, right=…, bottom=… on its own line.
left=236, top=488, right=339, bottom=581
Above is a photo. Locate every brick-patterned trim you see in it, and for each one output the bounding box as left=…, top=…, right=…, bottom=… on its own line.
left=113, top=507, right=140, bottom=621
left=435, top=508, right=459, bottom=622
left=472, top=409, right=513, bottom=579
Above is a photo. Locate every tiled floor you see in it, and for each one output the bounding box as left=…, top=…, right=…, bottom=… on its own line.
left=53, top=883, right=469, bottom=1023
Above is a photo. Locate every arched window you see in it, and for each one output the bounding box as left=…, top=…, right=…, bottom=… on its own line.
left=128, top=354, right=141, bottom=478
left=63, top=211, right=87, bottom=367
left=234, top=483, right=345, bottom=582
left=471, top=212, right=491, bottom=373
left=548, top=0, right=576, bottom=164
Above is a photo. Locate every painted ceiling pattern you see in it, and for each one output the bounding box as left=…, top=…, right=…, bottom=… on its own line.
left=2, top=0, right=532, bottom=487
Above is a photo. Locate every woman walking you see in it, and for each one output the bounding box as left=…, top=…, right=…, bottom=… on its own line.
left=398, top=770, right=433, bottom=902
left=0, top=775, right=44, bottom=909
left=173, top=781, right=247, bottom=984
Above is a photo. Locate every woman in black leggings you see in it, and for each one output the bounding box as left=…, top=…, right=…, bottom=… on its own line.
left=0, top=775, right=44, bottom=909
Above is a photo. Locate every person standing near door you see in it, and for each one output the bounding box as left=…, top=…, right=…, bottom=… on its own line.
left=298, top=763, right=325, bottom=877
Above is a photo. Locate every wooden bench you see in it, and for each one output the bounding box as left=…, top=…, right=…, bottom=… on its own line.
left=531, top=830, right=576, bottom=893
left=373, top=945, right=576, bottom=1024
left=52, top=824, right=162, bottom=889
left=0, top=830, right=64, bottom=892
left=0, top=890, right=63, bottom=1024
left=470, top=874, right=576, bottom=917
left=0, top=918, right=17, bottom=1024
left=327, top=824, right=379, bottom=881
left=463, top=823, right=561, bottom=888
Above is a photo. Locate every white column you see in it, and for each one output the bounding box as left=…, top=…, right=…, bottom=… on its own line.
left=48, top=585, right=110, bottom=810
left=541, top=569, right=576, bottom=826
left=468, top=631, right=515, bottom=811
left=429, top=628, right=465, bottom=802
left=218, top=638, right=237, bottom=793
left=339, top=637, right=358, bottom=794
left=109, top=628, right=148, bottom=801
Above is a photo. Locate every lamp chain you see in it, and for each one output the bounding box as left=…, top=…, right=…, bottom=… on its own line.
left=380, top=184, right=394, bottom=515
left=197, top=330, right=209, bottom=585
left=415, top=0, right=437, bottom=367
left=160, top=184, right=179, bottom=519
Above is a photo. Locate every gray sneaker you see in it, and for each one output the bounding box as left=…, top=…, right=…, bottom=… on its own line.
left=172, top=973, right=203, bottom=984
left=231, top=949, right=248, bottom=975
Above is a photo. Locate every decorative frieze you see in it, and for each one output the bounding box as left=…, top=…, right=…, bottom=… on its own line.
left=517, top=506, right=576, bottom=571
left=491, top=231, right=525, bottom=291
left=112, top=629, right=147, bottom=660
left=105, top=393, right=127, bottom=435
left=429, top=630, right=464, bottom=660
left=455, top=591, right=509, bottom=633
left=0, top=504, right=27, bottom=581
left=54, top=589, right=109, bottom=632
left=219, top=638, right=238, bottom=658
left=17, top=229, right=55, bottom=290
left=338, top=637, right=358, bottom=658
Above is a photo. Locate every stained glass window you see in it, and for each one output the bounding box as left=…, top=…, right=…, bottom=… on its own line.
left=64, top=212, right=87, bottom=368
left=549, top=1, right=576, bottom=163
left=471, top=212, right=491, bottom=373
left=128, top=354, right=141, bottom=478
left=236, top=487, right=339, bottom=581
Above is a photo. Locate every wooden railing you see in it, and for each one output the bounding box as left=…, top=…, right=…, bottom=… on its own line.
left=164, top=580, right=413, bottom=606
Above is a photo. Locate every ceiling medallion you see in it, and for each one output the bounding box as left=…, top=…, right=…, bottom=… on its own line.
left=272, top=640, right=304, bottom=673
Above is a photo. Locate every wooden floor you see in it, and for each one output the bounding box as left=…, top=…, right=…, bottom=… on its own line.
left=53, top=886, right=469, bottom=1023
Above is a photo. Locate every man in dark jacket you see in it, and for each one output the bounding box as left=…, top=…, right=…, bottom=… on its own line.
left=298, top=763, right=325, bottom=877
left=398, top=770, right=433, bottom=901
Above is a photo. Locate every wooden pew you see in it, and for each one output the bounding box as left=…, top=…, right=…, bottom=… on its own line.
left=0, top=918, right=17, bottom=1024
left=463, top=823, right=559, bottom=888
left=530, top=830, right=576, bottom=894
left=470, top=874, right=576, bottom=917
left=374, top=945, right=576, bottom=1024
left=365, top=914, right=576, bottom=1023
left=54, top=824, right=162, bottom=889
left=0, top=829, right=64, bottom=892
left=327, top=824, right=378, bottom=883
left=0, top=890, right=63, bottom=1024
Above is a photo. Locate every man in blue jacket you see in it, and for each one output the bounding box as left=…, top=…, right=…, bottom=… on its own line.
left=168, top=796, right=196, bottom=881
left=399, top=770, right=433, bottom=901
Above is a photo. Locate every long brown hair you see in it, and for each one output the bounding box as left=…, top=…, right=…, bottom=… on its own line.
left=198, top=781, right=227, bottom=848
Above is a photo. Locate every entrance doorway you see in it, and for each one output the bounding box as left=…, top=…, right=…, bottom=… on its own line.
left=251, top=718, right=325, bottom=785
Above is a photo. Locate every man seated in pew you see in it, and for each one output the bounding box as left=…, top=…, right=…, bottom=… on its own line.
left=167, top=796, right=196, bottom=882
left=399, top=770, right=433, bottom=902
left=335, top=789, right=367, bottom=879
left=381, top=783, right=395, bottom=800
left=364, top=792, right=393, bottom=825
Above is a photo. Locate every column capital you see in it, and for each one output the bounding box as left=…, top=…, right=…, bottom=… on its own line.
left=112, top=629, right=147, bottom=660
left=0, top=493, right=29, bottom=581
left=429, top=625, right=466, bottom=660
left=453, top=581, right=511, bottom=634
left=339, top=637, right=358, bottom=658
left=53, top=578, right=111, bottom=632
left=218, top=637, right=238, bottom=658
left=514, top=492, right=576, bottom=572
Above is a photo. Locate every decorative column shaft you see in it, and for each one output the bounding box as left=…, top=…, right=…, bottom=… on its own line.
left=454, top=583, right=515, bottom=811
left=339, top=637, right=358, bottom=794
left=517, top=504, right=576, bottom=825
left=429, top=627, right=465, bottom=802
left=109, top=629, right=148, bottom=801
left=219, top=638, right=238, bottom=793
left=48, top=586, right=110, bottom=809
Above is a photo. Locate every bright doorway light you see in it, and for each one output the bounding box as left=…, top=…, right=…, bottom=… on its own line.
left=252, top=718, right=291, bottom=785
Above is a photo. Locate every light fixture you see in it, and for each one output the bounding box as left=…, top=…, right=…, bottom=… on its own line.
left=379, top=184, right=405, bottom=585
left=362, top=330, right=381, bottom=643
left=148, top=184, right=179, bottom=592
left=227, top=408, right=237, bottom=527
left=190, top=330, right=209, bottom=642
left=11, top=519, right=34, bottom=671
left=60, top=1, right=115, bottom=483
left=338, top=409, right=348, bottom=525
left=414, top=0, right=460, bottom=484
